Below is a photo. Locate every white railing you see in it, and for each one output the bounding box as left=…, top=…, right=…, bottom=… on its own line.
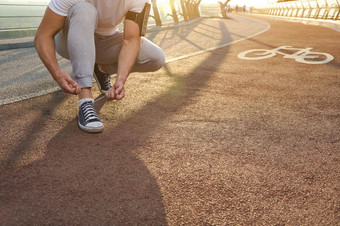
left=0, top=3, right=46, bottom=38
left=251, top=0, right=340, bottom=20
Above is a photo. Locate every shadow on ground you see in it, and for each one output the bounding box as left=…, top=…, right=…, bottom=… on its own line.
left=0, top=20, right=231, bottom=224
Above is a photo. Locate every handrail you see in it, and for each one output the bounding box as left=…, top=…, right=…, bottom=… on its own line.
left=251, top=0, right=340, bottom=21
left=0, top=3, right=46, bottom=35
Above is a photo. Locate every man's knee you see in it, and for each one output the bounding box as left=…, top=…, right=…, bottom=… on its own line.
left=149, top=48, right=165, bottom=72
left=68, top=2, right=98, bottom=25
left=137, top=38, right=165, bottom=72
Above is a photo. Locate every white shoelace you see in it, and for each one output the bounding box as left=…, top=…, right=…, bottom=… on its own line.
left=82, top=102, right=100, bottom=122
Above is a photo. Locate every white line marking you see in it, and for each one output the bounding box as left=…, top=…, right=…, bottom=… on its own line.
left=166, top=17, right=271, bottom=63
left=0, top=87, right=61, bottom=106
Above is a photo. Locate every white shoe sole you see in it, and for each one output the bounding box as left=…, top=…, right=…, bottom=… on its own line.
left=78, top=121, right=104, bottom=133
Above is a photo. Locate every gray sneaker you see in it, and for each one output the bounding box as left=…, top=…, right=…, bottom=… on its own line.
left=78, top=99, right=104, bottom=133
left=93, top=64, right=112, bottom=94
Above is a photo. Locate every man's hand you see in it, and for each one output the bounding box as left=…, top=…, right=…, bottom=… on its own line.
left=105, top=79, right=125, bottom=100
left=55, top=73, right=81, bottom=95
left=103, top=16, right=140, bottom=101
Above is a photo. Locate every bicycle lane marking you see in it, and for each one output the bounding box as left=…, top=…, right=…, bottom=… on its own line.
left=234, top=15, right=339, bottom=68
left=237, top=46, right=334, bottom=65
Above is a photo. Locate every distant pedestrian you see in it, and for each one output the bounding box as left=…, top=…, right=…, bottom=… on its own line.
left=34, top=0, right=165, bottom=133
left=219, top=0, right=230, bottom=18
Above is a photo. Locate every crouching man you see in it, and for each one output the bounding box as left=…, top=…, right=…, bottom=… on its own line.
left=34, top=0, right=165, bottom=133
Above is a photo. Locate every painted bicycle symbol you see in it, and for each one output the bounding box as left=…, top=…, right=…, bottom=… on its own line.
left=238, top=46, right=334, bottom=64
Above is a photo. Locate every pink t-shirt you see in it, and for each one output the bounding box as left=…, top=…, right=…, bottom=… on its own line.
left=48, top=0, right=148, bottom=35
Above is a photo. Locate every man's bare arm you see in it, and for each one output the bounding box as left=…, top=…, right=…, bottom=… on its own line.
left=106, top=19, right=141, bottom=100
left=34, top=7, right=80, bottom=95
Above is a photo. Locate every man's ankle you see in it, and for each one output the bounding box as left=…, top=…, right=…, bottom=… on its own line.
left=78, top=87, right=93, bottom=100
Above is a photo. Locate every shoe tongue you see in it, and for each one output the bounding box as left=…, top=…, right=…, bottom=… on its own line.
left=78, top=98, right=94, bottom=107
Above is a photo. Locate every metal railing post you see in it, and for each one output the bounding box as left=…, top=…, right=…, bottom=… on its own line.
left=314, top=0, right=321, bottom=18
left=168, top=0, right=179, bottom=23
left=294, top=2, right=299, bottom=17
left=283, top=4, right=289, bottom=16
left=194, top=0, right=201, bottom=18
left=307, top=0, right=313, bottom=18
left=324, top=0, right=330, bottom=19
left=180, top=0, right=189, bottom=21
left=151, top=0, right=162, bottom=26
left=249, top=0, right=339, bottom=21
left=289, top=3, right=295, bottom=17
left=334, top=0, right=340, bottom=20
left=301, top=2, right=307, bottom=18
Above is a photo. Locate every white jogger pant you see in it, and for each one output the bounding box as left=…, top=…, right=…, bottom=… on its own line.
left=54, top=2, right=165, bottom=88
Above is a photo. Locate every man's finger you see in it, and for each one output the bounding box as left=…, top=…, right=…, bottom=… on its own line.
left=105, top=88, right=116, bottom=100
left=75, top=85, right=81, bottom=94
left=71, top=84, right=80, bottom=95
left=62, top=75, right=81, bottom=95
left=63, top=87, right=75, bottom=94
left=115, top=88, right=125, bottom=100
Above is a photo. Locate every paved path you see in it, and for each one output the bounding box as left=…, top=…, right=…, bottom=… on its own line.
left=0, top=15, right=339, bottom=225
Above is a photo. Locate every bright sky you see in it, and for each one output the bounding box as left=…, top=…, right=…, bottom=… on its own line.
left=200, top=0, right=274, bottom=7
